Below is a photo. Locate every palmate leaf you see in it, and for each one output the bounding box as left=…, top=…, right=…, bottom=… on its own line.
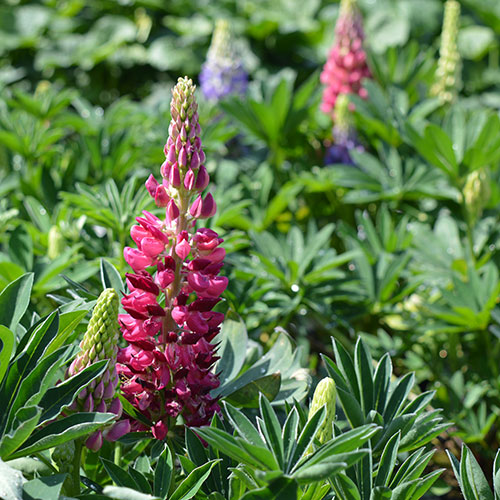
left=322, top=336, right=447, bottom=496
left=7, top=412, right=116, bottom=459
left=0, top=405, right=41, bottom=459
left=214, top=330, right=308, bottom=406
left=37, top=358, right=108, bottom=424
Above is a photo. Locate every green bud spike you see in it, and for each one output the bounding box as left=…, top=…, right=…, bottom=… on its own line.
left=68, top=288, right=120, bottom=408
left=333, top=94, right=352, bottom=139
left=307, top=377, right=337, bottom=450
left=463, top=167, right=490, bottom=223
left=208, top=19, right=233, bottom=63
left=339, top=0, right=358, bottom=17
left=430, top=0, right=461, bottom=103
left=48, top=225, right=65, bottom=260
left=172, top=77, right=197, bottom=119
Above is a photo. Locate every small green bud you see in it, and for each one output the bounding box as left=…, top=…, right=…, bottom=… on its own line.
left=307, top=377, right=337, bottom=448
left=463, top=167, right=490, bottom=222
left=51, top=440, right=75, bottom=472
left=48, top=225, right=65, bottom=260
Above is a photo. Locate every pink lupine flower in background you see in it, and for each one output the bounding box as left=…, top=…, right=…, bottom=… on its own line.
left=118, top=77, right=225, bottom=439
left=66, top=288, right=130, bottom=451
left=320, top=0, right=371, bottom=117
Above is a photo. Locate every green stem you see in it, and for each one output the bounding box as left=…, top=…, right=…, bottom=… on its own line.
left=114, top=441, right=122, bottom=466
left=68, top=439, right=83, bottom=496
left=166, top=435, right=177, bottom=497
left=482, top=328, right=498, bottom=379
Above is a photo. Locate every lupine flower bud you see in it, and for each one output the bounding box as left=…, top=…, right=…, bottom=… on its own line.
left=307, top=377, right=336, bottom=446
left=430, top=0, right=461, bottom=104
left=66, top=289, right=130, bottom=450
left=48, top=225, right=65, bottom=260
left=320, top=0, right=371, bottom=117
left=119, top=77, right=225, bottom=438
left=200, top=19, right=248, bottom=101
left=51, top=440, right=75, bottom=472
left=463, top=167, right=490, bottom=222
left=325, top=94, right=364, bottom=165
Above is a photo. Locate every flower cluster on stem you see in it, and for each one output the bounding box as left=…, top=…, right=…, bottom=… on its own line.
left=320, top=0, right=371, bottom=117
left=430, top=0, right=461, bottom=104
left=118, top=77, right=225, bottom=440
left=325, top=94, right=363, bottom=165
left=67, top=288, right=129, bottom=450
left=200, top=19, right=248, bottom=102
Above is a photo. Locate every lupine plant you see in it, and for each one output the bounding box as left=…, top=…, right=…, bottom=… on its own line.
left=430, top=0, right=461, bottom=104
left=2, top=0, right=500, bottom=497
left=320, top=0, right=371, bottom=117
left=118, top=77, right=225, bottom=439
left=200, top=19, right=248, bottom=102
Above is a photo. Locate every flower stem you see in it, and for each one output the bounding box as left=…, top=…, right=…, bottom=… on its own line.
left=68, top=438, right=83, bottom=496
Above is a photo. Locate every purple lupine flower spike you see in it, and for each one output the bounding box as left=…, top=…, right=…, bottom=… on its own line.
left=199, top=19, right=248, bottom=101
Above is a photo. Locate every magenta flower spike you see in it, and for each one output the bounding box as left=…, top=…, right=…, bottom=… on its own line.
left=118, top=77, right=225, bottom=440
left=320, top=0, right=371, bottom=117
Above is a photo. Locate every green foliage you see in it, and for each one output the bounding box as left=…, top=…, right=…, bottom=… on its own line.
left=0, top=0, right=500, bottom=496
left=323, top=337, right=448, bottom=499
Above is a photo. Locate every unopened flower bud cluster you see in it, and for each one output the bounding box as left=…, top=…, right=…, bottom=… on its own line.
left=430, top=0, right=461, bottom=104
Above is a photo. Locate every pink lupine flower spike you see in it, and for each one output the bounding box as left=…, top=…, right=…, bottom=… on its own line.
left=118, top=77, right=225, bottom=440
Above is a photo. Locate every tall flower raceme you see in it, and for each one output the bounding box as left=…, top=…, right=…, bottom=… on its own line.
left=325, top=93, right=363, bottom=165
left=199, top=19, right=248, bottom=102
left=430, top=0, right=461, bottom=104
left=66, top=288, right=129, bottom=451
left=118, top=77, right=226, bottom=440
left=320, top=0, right=371, bottom=117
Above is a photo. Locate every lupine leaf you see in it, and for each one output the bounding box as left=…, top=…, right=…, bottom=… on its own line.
left=101, top=458, right=139, bottom=489
left=102, top=486, right=160, bottom=500
left=170, top=460, right=221, bottom=500
left=289, top=406, right=326, bottom=472
left=354, top=338, right=374, bottom=416
left=0, top=273, right=33, bottom=331
left=240, top=476, right=298, bottom=500
left=9, top=412, right=115, bottom=458
left=37, top=359, right=108, bottom=424
left=0, top=458, right=25, bottom=500
left=23, top=474, right=68, bottom=500
left=258, top=393, right=285, bottom=469
left=375, top=431, right=400, bottom=487
left=0, top=325, right=15, bottom=385
left=224, top=401, right=265, bottom=447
